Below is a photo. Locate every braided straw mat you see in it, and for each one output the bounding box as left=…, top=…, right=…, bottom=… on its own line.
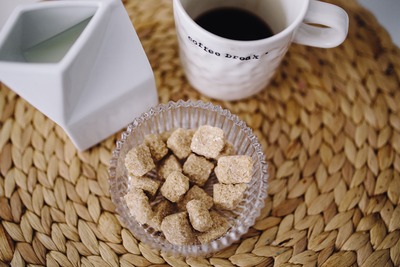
left=1, top=0, right=400, bottom=266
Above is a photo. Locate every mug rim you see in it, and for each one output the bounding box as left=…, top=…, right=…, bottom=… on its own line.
left=173, top=0, right=310, bottom=45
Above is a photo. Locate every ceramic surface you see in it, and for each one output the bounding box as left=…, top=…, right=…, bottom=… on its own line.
left=0, top=0, right=158, bottom=150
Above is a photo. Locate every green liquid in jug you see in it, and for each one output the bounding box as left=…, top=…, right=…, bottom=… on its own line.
left=24, top=17, right=92, bottom=63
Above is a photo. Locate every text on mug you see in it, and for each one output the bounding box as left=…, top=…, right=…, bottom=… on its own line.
left=188, top=35, right=268, bottom=60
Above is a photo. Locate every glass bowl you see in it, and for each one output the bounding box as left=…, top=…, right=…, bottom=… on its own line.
left=109, top=100, right=269, bottom=257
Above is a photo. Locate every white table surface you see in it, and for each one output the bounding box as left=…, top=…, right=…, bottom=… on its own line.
left=358, top=0, right=400, bottom=47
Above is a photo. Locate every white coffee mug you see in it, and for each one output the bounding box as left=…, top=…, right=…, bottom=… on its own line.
left=173, top=0, right=349, bottom=101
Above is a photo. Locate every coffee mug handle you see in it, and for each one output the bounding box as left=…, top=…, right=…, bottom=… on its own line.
left=293, top=0, right=349, bottom=48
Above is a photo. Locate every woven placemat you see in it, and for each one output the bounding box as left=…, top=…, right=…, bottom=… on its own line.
left=1, top=0, right=400, bottom=266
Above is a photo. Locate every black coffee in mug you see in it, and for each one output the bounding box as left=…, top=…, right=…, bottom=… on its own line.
left=195, top=7, right=274, bottom=41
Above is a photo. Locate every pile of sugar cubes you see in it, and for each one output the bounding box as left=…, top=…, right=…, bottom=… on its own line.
left=123, top=125, right=253, bottom=245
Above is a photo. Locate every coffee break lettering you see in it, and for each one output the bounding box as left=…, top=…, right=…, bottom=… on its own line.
left=188, top=35, right=268, bottom=60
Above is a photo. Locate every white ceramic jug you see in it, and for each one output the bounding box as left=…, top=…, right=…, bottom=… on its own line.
left=0, top=0, right=158, bottom=150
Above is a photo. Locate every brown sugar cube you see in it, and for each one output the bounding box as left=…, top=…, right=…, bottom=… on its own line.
left=158, top=154, right=182, bottom=180
left=148, top=200, right=175, bottom=231
left=166, top=128, right=194, bottom=159
left=191, top=125, right=225, bottom=159
left=197, top=211, right=229, bottom=244
left=215, top=155, right=253, bottom=184
left=183, top=154, right=214, bottom=186
left=217, top=142, right=236, bottom=159
left=213, top=183, right=247, bottom=210
left=160, top=129, right=175, bottom=142
left=178, top=185, right=213, bottom=211
left=130, top=175, right=160, bottom=196
left=125, top=144, right=155, bottom=176
left=161, top=212, right=196, bottom=245
left=145, top=134, right=169, bottom=161
left=124, top=189, right=153, bottom=224
left=160, top=171, right=190, bottom=202
left=186, top=200, right=212, bottom=232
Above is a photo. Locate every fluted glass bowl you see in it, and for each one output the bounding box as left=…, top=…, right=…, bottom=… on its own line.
left=109, top=100, right=268, bottom=256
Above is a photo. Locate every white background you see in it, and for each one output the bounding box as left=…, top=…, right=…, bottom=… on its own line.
left=358, top=0, right=400, bottom=47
